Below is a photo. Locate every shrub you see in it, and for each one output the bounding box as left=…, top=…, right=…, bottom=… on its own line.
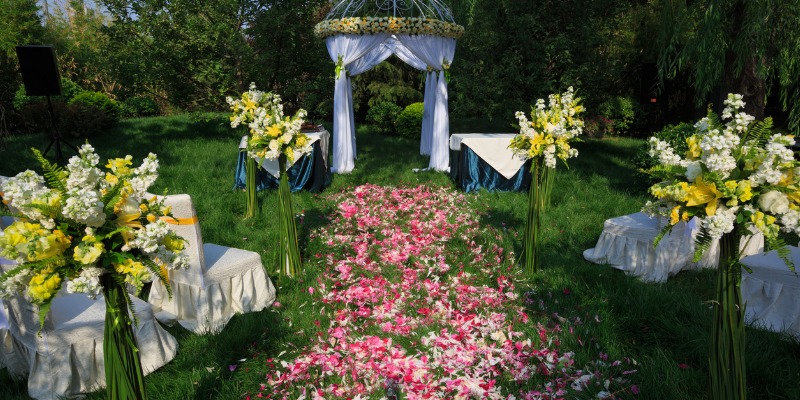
left=598, top=96, right=642, bottom=136
left=632, top=122, right=696, bottom=188
left=13, top=78, right=82, bottom=111
left=121, top=96, right=160, bottom=118
left=366, top=101, right=402, bottom=134
left=583, top=115, right=614, bottom=138
left=69, top=91, right=122, bottom=122
left=18, top=100, right=114, bottom=138
left=395, top=102, right=424, bottom=139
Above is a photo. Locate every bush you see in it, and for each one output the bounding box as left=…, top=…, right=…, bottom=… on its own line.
left=366, top=101, right=402, bottom=134
left=69, top=91, right=122, bottom=122
left=18, top=100, right=114, bottom=138
left=121, top=96, right=160, bottom=118
left=395, top=102, right=424, bottom=139
left=583, top=115, right=614, bottom=138
left=598, top=96, right=642, bottom=136
left=632, top=122, right=696, bottom=188
left=13, top=78, right=83, bottom=111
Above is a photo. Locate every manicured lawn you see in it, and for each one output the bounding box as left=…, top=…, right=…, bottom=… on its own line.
left=1, top=115, right=799, bottom=399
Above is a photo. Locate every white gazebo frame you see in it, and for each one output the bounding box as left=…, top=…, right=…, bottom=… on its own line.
left=315, top=0, right=464, bottom=173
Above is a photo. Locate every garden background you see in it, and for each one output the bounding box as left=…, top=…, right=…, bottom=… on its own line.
left=2, top=0, right=800, bottom=399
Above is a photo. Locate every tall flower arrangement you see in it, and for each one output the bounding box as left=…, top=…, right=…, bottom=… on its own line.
left=509, top=87, right=584, bottom=273
left=643, top=94, right=800, bottom=400
left=0, top=144, right=189, bottom=399
left=227, top=84, right=277, bottom=218
left=228, top=83, right=311, bottom=276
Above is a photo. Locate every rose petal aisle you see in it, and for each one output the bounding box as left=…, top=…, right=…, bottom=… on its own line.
left=246, top=185, right=639, bottom=399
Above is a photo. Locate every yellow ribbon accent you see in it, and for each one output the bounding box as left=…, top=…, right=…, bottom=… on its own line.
left=160, top=216, right=199, bottom=225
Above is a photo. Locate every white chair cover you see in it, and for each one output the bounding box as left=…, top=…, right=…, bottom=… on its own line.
left=147, top=194, right=276, bottom=334
left=741, top=246, right=800, bottom=337
left=583, top=212, right=764, bottom=282
left=2, top=288, right=177, bottom=400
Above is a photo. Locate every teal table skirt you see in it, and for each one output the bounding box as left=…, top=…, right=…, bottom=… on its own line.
left=234, top=141, right=330, bottom=192
left=449, top=145, right=531, bottom=193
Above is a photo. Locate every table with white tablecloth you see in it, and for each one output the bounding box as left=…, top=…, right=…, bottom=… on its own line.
left=234, top=129, right=331, bottom=192
left=449, top=133, right=531, bottom=193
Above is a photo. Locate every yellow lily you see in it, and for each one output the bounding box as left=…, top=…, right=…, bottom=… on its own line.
left=685, top=175, right=723, bottom=216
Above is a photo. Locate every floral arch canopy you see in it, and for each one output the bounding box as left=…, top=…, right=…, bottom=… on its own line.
left=315, top=0, right=464, bottom=173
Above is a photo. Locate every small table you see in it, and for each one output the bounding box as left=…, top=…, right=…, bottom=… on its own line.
left=234, top=129, right=331, bottom=192
left=449, top=133, right=531, bottom=193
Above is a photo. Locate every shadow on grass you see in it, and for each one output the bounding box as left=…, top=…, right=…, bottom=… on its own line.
left=571, top=138, right=648, bottom=196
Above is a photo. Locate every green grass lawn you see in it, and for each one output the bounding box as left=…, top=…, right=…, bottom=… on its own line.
left=1, top=115, right=800, bottom=399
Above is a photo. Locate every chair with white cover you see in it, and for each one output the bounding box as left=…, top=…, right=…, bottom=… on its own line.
left=583, top=212, right=764, bottom=282
left=147, top=194, right=276, bottom=334
left=740, top=246, right=800, bottom=338
left=0, top=278, right=178, bottom=400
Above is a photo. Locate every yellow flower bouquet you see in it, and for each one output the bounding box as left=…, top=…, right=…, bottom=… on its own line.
left=0, top=144, right=188, bottom=399
left=508, top=87, right=584, bottom=273
left=643, top=93, right=800, bottom=399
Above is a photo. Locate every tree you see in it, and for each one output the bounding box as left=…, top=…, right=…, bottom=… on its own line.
left=656, top=0, right=800, bottom=131
left=0, top=0, right=45, bottom=131
left=100, top=0, right=262, bottom=109
left=45, top=1, right=117, bottom=94
left=450, top=0, right=645, bottom=120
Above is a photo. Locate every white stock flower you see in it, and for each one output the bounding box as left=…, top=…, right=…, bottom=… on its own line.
left=703, top=207, right=736, bottom=240
left=66, top=267, right=104, bottom=299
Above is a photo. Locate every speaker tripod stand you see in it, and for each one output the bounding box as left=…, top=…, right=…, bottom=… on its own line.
left=41, top=95, right=77, bottom=165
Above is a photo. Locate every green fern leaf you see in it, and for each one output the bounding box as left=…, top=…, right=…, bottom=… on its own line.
left=31, top=148, right=67, bottom=192
left=693, top=228, right=714, bottom=263
left=141, top=257, right=173, bottom=299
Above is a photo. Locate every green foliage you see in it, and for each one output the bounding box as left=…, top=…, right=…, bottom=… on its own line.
left=13, top=78, right=83, bottom=111
left=365, top=101, right=402, bottom=134
left=0, top=0, right=44, bottom=126
left=395, top=102, right=424, bottom=139
left=632, top=122, right=696, bottom=188
left=69, top=91, right=122, bottom=122
left=655, top=0, right=800, bottom=132
left=598, top=96, right=642, bottom=136
left=583, top=115, right=614, bottom=138
left=31, top=148, right=67, bottom=191
left=353, top=58, right=423, bottom=114
left=451, top=0, right=646, bottom=120
left=121, top=97, right=160, bottom=118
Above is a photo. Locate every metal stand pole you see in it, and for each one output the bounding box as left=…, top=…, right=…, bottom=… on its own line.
left=41, top=95, right=77, bottom=165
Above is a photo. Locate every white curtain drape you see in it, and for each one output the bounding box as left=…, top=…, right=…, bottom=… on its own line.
left=326, top=34, right=391, bottom=173
left=346, top=42, right=395, bottom=161
left=395, top=34, right=456, bottom=171
left=386, top=37, right=435, bottom=156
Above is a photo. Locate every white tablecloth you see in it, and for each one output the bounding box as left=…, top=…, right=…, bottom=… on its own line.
left=239, top=129, right=330, bottom=178
left=449, top=133, right=526, bottom=179
left=741, top=246, right=800, bottom=337
left=583, top=212, right=764, bottom=282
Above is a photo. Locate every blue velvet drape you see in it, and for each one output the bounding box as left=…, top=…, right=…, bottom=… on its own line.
left=450, top=146, right=531, bottom=193
left=234, top=141, right=330, bottom=192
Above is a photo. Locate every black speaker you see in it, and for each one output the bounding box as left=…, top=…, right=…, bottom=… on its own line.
left=16, top=45, right=62, bottom=97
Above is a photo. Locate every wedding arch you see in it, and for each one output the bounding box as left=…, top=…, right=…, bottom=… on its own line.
left=314, top=0, right=464, bottom=173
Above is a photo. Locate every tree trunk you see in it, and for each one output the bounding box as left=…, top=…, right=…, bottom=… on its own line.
left=720, top=1, right=766, bottom=119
